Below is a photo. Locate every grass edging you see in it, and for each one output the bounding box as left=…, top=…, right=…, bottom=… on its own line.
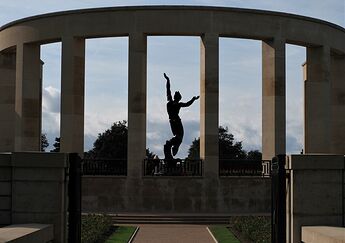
left=208, top=226, right=241, bottom=243
left=104, top=226, right=138, bottom=243
left=128, top=226, right=139, bottom=243
left=206, top=226, right=218, bottom=243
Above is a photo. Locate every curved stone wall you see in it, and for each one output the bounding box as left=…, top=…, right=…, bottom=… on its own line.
left=0, top=6, right=345, bottom=52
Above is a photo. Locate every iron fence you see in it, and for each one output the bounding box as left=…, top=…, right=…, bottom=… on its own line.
left=143, top=159, right=203, bottom=176
left=82, top=158, right=270, bottom=177
left=68, top=153, right=81, bottom=243
left=262, top=160, right=272, bottom=177
left=219, top=159, right=271, bottom=176
left=82, top=159, right=127, bottom=175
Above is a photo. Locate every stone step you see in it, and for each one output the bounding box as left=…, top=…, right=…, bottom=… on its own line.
left=109, top=214, right=232, bottom=224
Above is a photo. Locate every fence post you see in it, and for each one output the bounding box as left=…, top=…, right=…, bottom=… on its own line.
left=68, top=153, right=82, bottom=243
left=271, top=154, right=286, bottom=243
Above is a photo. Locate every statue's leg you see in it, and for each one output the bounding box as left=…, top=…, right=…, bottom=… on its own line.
left=172, top=138, right=182, bottom=156
left=164, top=140, right=173, bottom=159
left=171, top=120, right=184, bottom=156
left=164, top=120, right=177, bottom=160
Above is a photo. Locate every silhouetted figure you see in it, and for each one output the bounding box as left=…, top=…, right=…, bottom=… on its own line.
left=163, top=73, right=199, bottom=160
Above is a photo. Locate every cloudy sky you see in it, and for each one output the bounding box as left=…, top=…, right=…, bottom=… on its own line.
left=1, top=0, right=344, bottom=157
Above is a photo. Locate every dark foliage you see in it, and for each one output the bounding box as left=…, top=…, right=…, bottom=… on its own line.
left=85, top=121, right=128, bottom=159
left=50, top=137, right=60, bottom=152
left=85, top=120, right=155, bottom=159
left=146, top=148, right=156, bottom=159
left=187, top=138, right=200, bottom=160
left=81, top=214, right=113, bottom=243
left=247, top=150, right=262, bottom=160
left=187, top=126, right=262, bottom=160
left=218, top=126, right=247, bottom=159
left=230, top=216, right=271, bottom=243
left=41, top=134, right=49, bottom=152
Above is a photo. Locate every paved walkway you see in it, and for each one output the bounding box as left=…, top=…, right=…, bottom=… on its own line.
left=132, top=224, right=216, bottom=243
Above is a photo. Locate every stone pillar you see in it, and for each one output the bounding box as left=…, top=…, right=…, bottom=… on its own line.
left=15, top=43, right=41, bottom=151
left=0, top=153, right=11, bottom=226
left=11, top=152, right=68, bottom=243
left=286, top=154, right=344, bottom=243
left=330, top=54, right=345, bottom=154
left=60, top=37, right=85, bottom=155
left=200, top=33, right=219, bottom=178
left=0, top=51, right=16, bottom=152
left=127, top=33, right=147, bottom=177
left=262, top=38, right=286, bottom=160
left=39, top=60, right=44, bottom=149
left=304, top=46, right=331, bottom=153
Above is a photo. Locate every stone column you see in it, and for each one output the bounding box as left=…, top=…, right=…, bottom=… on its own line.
left=304, top=46, right=331, bottom=153
left=127, top=33, right=147, bottom=177
left=60, top=37, right=85, bottom=155
left=330, top=54, right=345, bottom=154
left=200, top=33, right=219, bottom=178
left=0, top=51, right=16, bottom=152
left=262, top=38, right=286, bottom=160
left=15, top=43, right=41, bottom=151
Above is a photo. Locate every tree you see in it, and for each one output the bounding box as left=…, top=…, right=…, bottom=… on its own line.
left=187, top=138, right=200, bottom=160
left=50, top=137, right=60, bottom=152
left=218, top=126, right=247, bottom=159
left=85, top=121, right=127, bottom=159
left=187, top=126, right=261, bottom=160
left=146, top=148, right=156, bottom=159
left=85, top=120, right=155, bottom=159
left=247, top=150, right=262, bottom=160
left=41, top=134, right=49, bottom=152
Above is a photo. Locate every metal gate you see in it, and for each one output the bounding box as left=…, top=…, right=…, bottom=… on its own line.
left=68, top=153, right=82, bottom=243
left=271, top=154, right=286, bottom=243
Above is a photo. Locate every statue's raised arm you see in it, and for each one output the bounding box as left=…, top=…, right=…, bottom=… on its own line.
left=180, top=95, right=200, bottom=107
left=164, top=73, right=172, bottom=102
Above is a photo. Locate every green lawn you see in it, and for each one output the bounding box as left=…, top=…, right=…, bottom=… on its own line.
left=105, top=226, right=137, bottom=243
left=208, top=226, right=240, bottom=243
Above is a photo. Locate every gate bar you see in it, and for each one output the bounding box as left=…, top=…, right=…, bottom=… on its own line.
left=271, top=154, right=286, bottom=243
left=68, top=153, right=82, bottom=243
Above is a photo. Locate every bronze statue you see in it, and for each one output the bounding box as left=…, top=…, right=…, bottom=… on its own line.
left=163, top=73, right=199, bottom=160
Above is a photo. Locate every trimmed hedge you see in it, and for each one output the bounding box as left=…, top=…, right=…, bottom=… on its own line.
left=230, top=216, right=271, bottom=243
left=81, top=214, right=113, bottom=243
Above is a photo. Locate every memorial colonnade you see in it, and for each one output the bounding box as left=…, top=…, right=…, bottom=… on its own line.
left=0, top=7, right=344, bottom=179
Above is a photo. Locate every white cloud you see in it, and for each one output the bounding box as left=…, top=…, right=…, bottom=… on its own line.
left=41, top=85, right=60, bottom=150
left=42, top=86, right=60, bottom=113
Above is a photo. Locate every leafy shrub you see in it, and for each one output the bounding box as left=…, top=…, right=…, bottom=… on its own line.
left=81, top=214, right=113, bottom=243
left=230, top=216, right=271, bottom=243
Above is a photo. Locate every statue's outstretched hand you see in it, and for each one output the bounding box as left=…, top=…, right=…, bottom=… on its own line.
left=164, top=73, right=169, bottom=80
left=193, top=96, right=200, bottom=100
